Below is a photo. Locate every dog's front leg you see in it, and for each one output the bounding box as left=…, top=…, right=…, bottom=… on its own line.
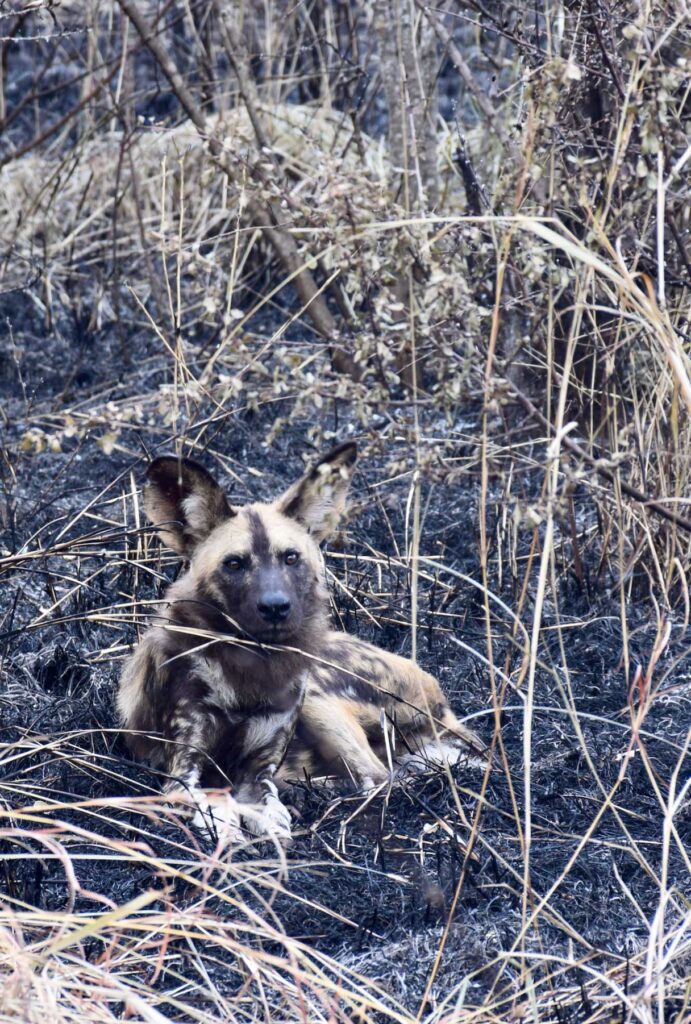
left=233, top=704, right=302, bottom=841
left=163, top=697, right=243, bottom=844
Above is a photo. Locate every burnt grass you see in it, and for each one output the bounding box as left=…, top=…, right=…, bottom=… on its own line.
left=1, top=310, right=690, bottom=1020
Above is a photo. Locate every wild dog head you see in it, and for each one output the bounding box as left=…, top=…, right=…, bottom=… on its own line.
left=144, top=442, right=357, bottom=646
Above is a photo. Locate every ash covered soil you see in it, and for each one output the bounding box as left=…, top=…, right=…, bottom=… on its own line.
left=1, top=307, right=690, bottom=1018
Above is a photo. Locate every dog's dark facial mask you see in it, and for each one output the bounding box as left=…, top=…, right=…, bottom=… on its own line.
left=144, top=443, right=357, bottom=644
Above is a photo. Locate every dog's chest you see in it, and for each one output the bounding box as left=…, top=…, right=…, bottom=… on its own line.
left=193, top=655, right=305, bottom=756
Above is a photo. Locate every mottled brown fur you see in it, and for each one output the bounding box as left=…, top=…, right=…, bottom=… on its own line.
left=118, top=443, right=485, bottom=840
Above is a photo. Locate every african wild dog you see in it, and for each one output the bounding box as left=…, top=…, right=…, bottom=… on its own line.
left=118, top=443, right=485, bottom=841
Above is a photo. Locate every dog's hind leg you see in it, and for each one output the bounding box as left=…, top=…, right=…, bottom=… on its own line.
left=298, top=695, right=390, bottom=789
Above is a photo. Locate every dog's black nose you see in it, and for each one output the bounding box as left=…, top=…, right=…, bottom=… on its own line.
left=257, top=593, right=291, bottom=624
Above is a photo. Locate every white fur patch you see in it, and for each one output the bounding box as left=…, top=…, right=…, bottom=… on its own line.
left=194, top=657, right=238, bottom=709
left=242, top=710, right=293, bottom=754
left=181, top=493, right=210, bottom=536
left=260, top=776, right=279, bottom=799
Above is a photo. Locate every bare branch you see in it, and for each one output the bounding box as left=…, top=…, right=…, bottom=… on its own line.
left=115, top=0, right=355, bottom=376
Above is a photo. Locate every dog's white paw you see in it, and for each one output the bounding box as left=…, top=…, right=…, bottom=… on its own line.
left=190, top=790, right=244, bottom=844
left=242, top=789, right=292, bottom=840
left=398, top=736, right=487, bottom=773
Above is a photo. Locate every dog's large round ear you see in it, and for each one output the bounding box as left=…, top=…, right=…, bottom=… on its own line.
left=144, top=456, right=235, bottom=556
left=274, top=441, right=357, bottom=542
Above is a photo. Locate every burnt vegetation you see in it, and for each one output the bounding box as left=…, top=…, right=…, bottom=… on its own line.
left=0, top=1, right=689, bottom=1022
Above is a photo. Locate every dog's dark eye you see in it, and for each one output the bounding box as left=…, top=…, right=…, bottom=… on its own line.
left=284, top=550, right=300, bottom=566
left=224, top=555, right=245, bottom=572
